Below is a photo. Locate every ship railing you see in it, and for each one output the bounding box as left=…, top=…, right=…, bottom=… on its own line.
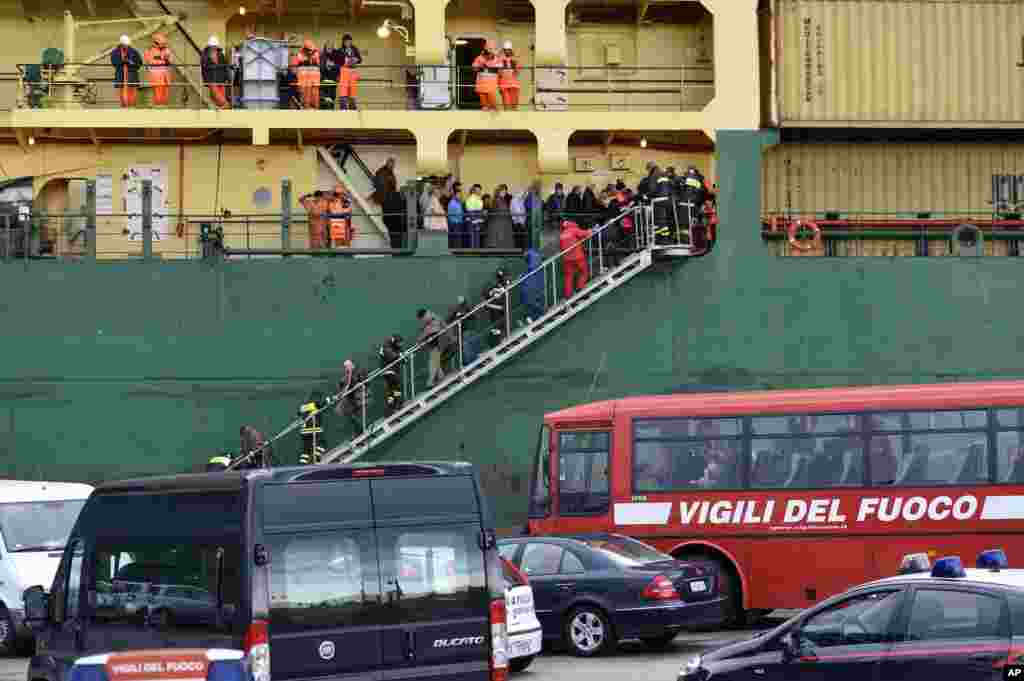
left=0, top=209, right=551, bottom=261
left=13, top=63, right=712, bottom=111
left=228, top=202, right=656, bottom=469
left=761, top=210, right=1024, bottom=257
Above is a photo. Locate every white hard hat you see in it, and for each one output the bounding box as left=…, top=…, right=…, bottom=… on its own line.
left=503, top=40, right=513, bottom=50
left=119, top=35, right=131, bottom=46
left=343, top=359, right=354, bottom=371
left=208, top=36, right=220, bottom=47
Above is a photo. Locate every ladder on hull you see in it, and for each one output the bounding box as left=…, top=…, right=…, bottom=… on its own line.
left=229, top=197, right=697, bottom=470
left=326, top=246, right=653, bottom=465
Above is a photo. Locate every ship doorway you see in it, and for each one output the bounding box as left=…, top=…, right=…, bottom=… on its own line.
left=453, top=37, right=486, bottom=109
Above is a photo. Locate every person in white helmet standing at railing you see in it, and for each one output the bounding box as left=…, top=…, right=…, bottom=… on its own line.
left=498, top=40, right=521, bottom=110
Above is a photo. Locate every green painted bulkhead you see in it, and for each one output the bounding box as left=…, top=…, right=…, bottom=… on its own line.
left=4, top=130, right=1023, bottom=528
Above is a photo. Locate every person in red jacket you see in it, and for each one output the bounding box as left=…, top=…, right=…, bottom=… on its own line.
left=471, top=40, right=501, bottom=111
left=559, top=219, right=592, bottom=298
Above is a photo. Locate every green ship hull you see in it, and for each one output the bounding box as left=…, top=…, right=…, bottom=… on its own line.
left=2, top=132, right=1020, bottom=528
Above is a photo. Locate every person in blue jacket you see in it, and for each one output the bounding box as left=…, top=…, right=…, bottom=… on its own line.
left=447, top=184, right=465, bottom=248
left=520, top=248, right=545, bottom=323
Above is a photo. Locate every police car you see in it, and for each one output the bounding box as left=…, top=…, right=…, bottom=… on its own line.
left=679, top=549, right=1024, bottom=681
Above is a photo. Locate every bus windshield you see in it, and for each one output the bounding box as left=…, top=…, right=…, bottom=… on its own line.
left=528, top=425, right=551, bottom=517
left=578, top=536, right=674, bottom=566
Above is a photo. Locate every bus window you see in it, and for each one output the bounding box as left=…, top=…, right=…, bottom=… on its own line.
left=633, top=418, right=742, bottom=491
left=750, top=436, right=864, bottom=489
left=875, top=433, right=988, bottom=486
left=558, top=431, right=610, bottom=516
left=529, top=426, right=551, bottom=518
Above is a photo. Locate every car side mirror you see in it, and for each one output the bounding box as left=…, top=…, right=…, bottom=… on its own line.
left=780, top=632, right=799, bottom=662
left=23, top=586, right=49, bottom=630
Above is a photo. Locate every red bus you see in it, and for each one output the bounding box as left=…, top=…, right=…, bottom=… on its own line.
left=526, top=381, right=1024, bottom=623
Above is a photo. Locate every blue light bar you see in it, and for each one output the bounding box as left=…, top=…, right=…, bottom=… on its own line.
left=977, top=549, right=1008, bottom=571
left=898, top=553, right=931, bottom=575
left=931, top=556, right=966, bottom=579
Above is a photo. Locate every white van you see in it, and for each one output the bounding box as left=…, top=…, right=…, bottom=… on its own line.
left=0, top=481, right=92, bottom=654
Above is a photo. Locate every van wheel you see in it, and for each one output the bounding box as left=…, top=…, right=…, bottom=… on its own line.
left=0, top=606, right=16, bottom=656
left=509, top=655, right=535, bottom=672
left=564, top=606, right=614, bottom=657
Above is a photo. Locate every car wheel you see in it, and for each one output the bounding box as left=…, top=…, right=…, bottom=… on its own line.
left=509, top=655, right=535, bottom=672
left=564, top=606, right=614, bottom=657
left=0, top=606, right=16, bottom=656
left=641, top=632, right=677, bottom=649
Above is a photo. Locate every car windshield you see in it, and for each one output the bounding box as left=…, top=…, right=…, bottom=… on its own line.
left=0, top=499, right=87, bottom=552
left=579, top=536, right=673, bottom=566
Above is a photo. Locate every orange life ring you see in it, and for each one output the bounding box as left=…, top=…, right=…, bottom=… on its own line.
left=787, top=219, right=822, bottom=251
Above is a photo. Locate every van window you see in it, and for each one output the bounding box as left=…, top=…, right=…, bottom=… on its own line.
left=261, top=481, right=372, bottom=530
left=91, top=540, right=241, bottom=634
left=372, top=477, right=480, bottom=522
left=78, top=492, right=243, bottom=540
left=378, top=525, right=487, bottom=622
left=267, top=529, right=380, bottom=632
left=0, top=499, right=86, bottom=552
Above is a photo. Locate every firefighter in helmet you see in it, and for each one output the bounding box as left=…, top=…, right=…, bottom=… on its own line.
left=298, top=389, right=328, bottom=465
left=378, top=335, right=404, bottom=412
left=482, top=268, right=513, bottom=349
left=206, top=453, right=232, bottom=472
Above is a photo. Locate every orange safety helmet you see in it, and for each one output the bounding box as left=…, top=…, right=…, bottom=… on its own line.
left=484, top=39, right=497, bottom=52
left=303, top=39, right=316, bottom=51
left=152, top=32, right=168, bottom=47
left=334, top=184, right=345, bottom=195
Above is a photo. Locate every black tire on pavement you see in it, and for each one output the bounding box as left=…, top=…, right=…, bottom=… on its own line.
left=0, top=606, right=17, bottom=656
left=509, top=655, right=535, bottom=672
left=641, top=632, right=678, bottom=649
left=563, top=605, right=615, bottom=657
left=674, top=552, right=745, bottom=627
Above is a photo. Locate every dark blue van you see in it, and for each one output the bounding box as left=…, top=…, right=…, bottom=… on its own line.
left=23, top=463, right=509, bottom=681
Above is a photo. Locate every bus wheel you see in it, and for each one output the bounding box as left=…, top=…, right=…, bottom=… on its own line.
left=676, top=552, right=744, bottom=628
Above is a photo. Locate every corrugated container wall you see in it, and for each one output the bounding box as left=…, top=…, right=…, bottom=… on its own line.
left=776, top=0, right=1024, bottom=125
left=762, top=142, right=1024, bottom=215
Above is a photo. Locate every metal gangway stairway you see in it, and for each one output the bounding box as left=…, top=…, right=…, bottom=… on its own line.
left=229, top=197, right=697, bottom=469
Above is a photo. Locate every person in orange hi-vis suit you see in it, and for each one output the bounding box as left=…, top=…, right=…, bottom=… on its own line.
left=559, top=219, right=593, bottom=298
left=144, top=33, right=172, bottom=106
left=292, top=39, right=321, bottom=109
left=472, top=40, right=501, bottom=111
left=327, top=185, right=354, bottom=248
left=497, top=40, right=521, bottom=110
left=299, top=190, right=328, bottom=249
left=111, top=35, right=142, bottom=108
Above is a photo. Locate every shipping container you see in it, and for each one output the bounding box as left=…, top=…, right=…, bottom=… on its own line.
left=763, top=141, right=1024, bottom=215
left=775, top=0, right=1024, bottom=126
left=762, top=141, right=1024, bottom=256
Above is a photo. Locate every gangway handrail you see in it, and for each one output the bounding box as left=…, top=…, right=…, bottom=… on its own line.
left=228, top=202, right=663, bottom=469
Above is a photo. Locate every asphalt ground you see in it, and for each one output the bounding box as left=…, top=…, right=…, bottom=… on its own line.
left=0, top=614, right=794, bottom=681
